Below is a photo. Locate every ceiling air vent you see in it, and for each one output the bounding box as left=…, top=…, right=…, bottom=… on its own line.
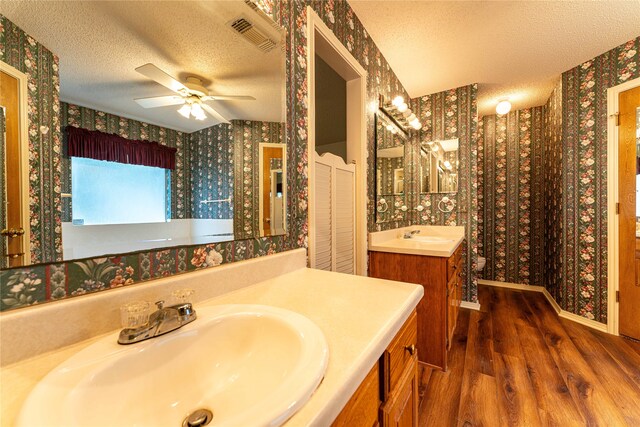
left=230, top=18, right=277, bottom=53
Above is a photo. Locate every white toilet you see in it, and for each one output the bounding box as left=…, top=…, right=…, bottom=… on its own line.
left=477, top=256, right=486, bottom=272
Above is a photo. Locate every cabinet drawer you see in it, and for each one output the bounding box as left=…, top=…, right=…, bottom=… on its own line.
left=383, top=311, right=417, bottom=399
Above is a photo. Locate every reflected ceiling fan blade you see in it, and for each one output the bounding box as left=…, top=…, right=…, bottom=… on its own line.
left=134, top=95, right=185, bottom=108
left=202, top=95, right=256, bottom=101
left=202, top=104, right=230, bottom=124
left=135, top=63, right=188, bottom=94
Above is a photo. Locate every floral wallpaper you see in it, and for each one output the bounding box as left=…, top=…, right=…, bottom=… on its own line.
left=544, top=82, right=563, bottom=305
left=374, top=114, right=410, bottom=223
left=189, top=123, right=234, bottom=220
left=232, top=120, right=283, bottom=240
left=478, top=107, right=545, bottom=286
left=377, top=157, right=405, bottom=196
left=554, top=36, right=640, bottom=323
left=410, top=84, right=479, bottom=303
left=60, top=102, right=191, bottom=221
left=0, top=15, right=63, bottom=264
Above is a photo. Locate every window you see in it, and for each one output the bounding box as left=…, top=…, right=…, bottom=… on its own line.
left=71, top=157, right=169, bottom=225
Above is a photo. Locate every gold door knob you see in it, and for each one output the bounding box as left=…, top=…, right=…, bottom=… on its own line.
left=1, top=228, right=25, bottom=238
left=404, top=344, right=416, bottom=356
left=3, top=252, right=24, bottom=259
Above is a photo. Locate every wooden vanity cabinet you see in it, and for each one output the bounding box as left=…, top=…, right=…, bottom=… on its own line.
left=380, top=311, right=418, bottom=427
left=368, top=244, right=463, bottom=371
left=332, top=310, right=418, bottom=427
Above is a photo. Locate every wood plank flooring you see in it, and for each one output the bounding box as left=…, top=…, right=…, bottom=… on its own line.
left=418, top=285, right=640, bottom=426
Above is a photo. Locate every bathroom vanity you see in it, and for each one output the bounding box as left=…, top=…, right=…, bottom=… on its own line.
left=368, top=226, right=465, bottom=371
left=333, top=310, right=418, bottom=426
left=0, top=249, right=423, bottom=427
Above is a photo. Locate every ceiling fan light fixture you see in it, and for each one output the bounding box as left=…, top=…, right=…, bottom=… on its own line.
left=190, top=102, right=206, bottom=120
left=496, top=99, right=512, bottom=115
left=177, top=103, right=191, bottom=119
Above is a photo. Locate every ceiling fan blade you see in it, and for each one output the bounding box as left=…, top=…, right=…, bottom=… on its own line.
left=135, top=63, right=188, bottom=94
left=202, top=104, right=230, bottom=124
left=134, top=95, right=185, bottom=109
left=202, top=95, right=256, bottom=101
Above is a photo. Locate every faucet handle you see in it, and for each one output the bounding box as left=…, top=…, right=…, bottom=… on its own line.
left=172, top=289, right=195, bottom=305
left=120, top=301, right=151, bottom=329
left=155, top=300, right=165, bottom=310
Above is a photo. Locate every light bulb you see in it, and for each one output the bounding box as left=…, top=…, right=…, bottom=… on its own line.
left=178, top=104, right=191, bottom=118
left=406, top=113, right=417, bottom=123
left=386, top=124, right=394, bottom=131
left=191, top=102, right=204, bottom=116
left=444, top=160, right=452, bottom=170
left=397, top=103, right=408, bottom=113
left=390, top=128, right=397, bottom=134
left=496, top=100, right=511, bottom=115
left=392, top=96, right=404, bottom=107
left=412, top=121, right=422, bottom=130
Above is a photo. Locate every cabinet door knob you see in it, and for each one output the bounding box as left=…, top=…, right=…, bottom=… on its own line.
left=405, top=344, right=416, bottom=356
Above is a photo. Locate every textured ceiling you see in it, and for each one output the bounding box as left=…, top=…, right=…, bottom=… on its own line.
left=0, top=1, right=285, bottom=132
left=349, top=1, right=640, bottom=117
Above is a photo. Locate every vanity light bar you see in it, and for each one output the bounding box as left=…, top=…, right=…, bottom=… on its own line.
left=377, top=105, right=409, bottom=138
left=379, top=95, right=422, bottom=130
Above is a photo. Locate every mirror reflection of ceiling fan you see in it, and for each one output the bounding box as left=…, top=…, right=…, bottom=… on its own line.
left=134, top=63, right=255, bottom=123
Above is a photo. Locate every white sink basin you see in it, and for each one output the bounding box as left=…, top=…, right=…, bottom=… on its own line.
left=409, top=235, right=454, bottom=243
left=17, top=304, right=329, bottom=427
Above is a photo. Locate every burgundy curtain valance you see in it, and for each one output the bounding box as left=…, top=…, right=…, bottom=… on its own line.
left=66, top=126, right=177, bottom=170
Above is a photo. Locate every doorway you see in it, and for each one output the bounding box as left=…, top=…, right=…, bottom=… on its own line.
left=0, top=62, right=30, bottom=267
left=306, top=7, right=367, bottom=275
left=617, top=84, right=640, bottom=340
left=258, top=143, right=286, bottom=237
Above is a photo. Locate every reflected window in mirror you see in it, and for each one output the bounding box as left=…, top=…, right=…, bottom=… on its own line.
left=419, top=138, right=459, bottom=194
left=71, top=157, right=169, bottom=225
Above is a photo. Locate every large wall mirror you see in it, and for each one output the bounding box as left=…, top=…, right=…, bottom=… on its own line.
left=374, top=111, right=409, bottom=223
left=419, top=139, right=459, bottom=194
left=0, top=1, right=286, bottom=275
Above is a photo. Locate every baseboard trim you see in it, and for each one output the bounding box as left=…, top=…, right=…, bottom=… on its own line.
left=460, top=301, right=481, bottom=311
left=558, top=310, right=608, bottom=332
left=478, top=279, right=608, bottom=333
left=478, top=279, right=545, bottom=292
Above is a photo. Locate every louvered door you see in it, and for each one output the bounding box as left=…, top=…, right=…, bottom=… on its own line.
left=313, top=152, right=356, bottom=274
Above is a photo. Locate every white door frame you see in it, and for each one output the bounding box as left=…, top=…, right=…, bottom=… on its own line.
left=0, top=60, right=32, bottom=265
left=306, top=7, right=367, bottom=275
left=606, top=75, right=640, bottom=335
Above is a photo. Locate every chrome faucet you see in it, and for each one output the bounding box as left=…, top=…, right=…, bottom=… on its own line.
left=118, top=300, right=197, bottom=345
left=403, top=229, right=421, bottom=239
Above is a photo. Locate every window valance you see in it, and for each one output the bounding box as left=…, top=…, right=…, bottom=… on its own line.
left=66, top=126, right=177, bottom=170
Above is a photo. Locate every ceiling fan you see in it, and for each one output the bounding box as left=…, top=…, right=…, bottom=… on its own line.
left=133, top=63, right=255, bottom=123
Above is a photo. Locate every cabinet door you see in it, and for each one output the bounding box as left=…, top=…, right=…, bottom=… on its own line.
left=446, top=276, right=456, bottom=350
left=332, top=362, right=380, bottom=427
left=381, top=358, right=418, bottom=427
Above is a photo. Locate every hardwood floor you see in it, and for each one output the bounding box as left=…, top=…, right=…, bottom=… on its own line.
left=418, top=285, right=640, bottom=426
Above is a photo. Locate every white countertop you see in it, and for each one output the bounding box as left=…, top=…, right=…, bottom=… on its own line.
left=0, top=267, right=423, bottom=427
left=369, top=225, right=465, bottom=257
